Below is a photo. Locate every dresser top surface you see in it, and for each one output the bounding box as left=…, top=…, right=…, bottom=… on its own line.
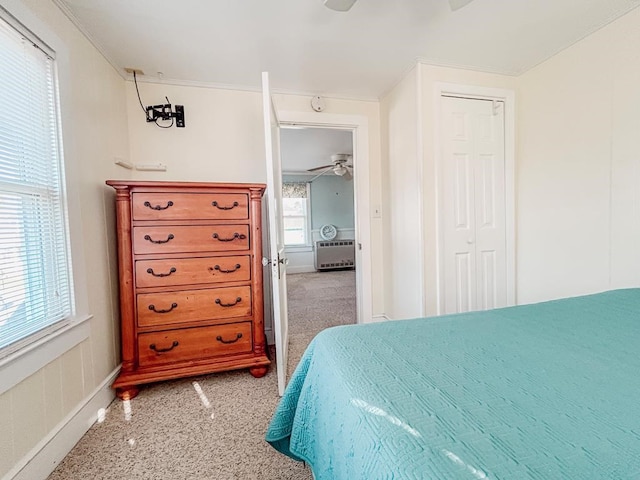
left=106, top=180, right=266, bottom=193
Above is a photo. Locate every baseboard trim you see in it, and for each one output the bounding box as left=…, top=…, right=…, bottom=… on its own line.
left=5, top=366, right=120, bottom=480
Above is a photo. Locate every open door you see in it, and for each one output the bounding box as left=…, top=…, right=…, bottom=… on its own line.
left=262, top=72, right=289, bottom=396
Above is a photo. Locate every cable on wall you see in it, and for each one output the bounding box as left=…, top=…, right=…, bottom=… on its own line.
left=127, top=68, right=185, bottom=128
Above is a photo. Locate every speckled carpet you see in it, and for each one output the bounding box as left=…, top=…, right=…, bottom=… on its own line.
left=48, top=270, right=356, bottom=480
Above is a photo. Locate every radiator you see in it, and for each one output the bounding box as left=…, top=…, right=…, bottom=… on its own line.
left=315, top=240, right=355, bottom=271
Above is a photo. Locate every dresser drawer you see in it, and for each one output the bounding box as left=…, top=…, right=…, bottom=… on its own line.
left=138, top=322, right=253, bottom=368
left=132, top=192, right=249, bottom=221
left=135, top=255, right=251, bottom=288
left=137, top=285, right=252, bottom=328
left=133, top=224, right=250, bottom=255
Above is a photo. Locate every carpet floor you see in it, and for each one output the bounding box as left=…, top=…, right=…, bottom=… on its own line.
left=48, top=270, right=356, bottom=480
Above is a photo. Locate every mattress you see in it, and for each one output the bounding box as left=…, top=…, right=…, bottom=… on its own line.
left=266, top=289, right=640, bottom=479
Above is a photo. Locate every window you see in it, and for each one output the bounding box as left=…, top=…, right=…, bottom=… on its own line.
left=0, top=12, right=73, bottom=358
left=282, top=182, right=310, bottom=246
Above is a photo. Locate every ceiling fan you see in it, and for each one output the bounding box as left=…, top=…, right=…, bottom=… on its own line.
left=308, top=153, right=353, bottom=181
left=323, top=0, right=475, bottom=12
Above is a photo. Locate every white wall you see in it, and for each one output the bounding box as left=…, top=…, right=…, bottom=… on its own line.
left=380, top=67, right=423, bottom=320
left=125, top=83, right=385, bottom=315
left=0, top=0, right=129, bottom=477
left=517, top=6, right=640, bottom=303
left=125, top=84, right=266, bottom=182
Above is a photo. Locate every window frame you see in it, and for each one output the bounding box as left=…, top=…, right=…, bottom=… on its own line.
left=0, top=4, right=90, bottom=395
left=282, top=182, right=312, bottom=247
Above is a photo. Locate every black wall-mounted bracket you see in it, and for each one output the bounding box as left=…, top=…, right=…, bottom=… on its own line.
left=145, top=103, right=185, bottom=127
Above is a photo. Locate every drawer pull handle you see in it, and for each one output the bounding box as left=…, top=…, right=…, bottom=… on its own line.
left=144, top=233, right=175, bottom=244
left=147, top=267, right=177, bottom=277
left=144, top=200, right=174, bottom=210
left=212, top=232, right=246, bottom=242
left=210, top=263, right=242, bottom=274
left=215, top=296, right=242, bottom=307
left=149, top=341, right=179, bottom=353
left=148, top=302, right=178, bottom=313
left=216, top=333, right=243, bottom=344
left=212, top=200, right=239, bottom=210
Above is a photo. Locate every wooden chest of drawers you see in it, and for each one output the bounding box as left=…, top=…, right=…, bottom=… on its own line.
left=106, top=181, right=270, bottom=399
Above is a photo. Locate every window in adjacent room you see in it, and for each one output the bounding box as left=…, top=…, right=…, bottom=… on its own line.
left=282, top=182, right=311, bottom=246
left=0, top=11, right=73, bottom=358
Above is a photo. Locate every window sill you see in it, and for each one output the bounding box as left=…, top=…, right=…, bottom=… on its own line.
left=0, top=314, right=92, bottom=395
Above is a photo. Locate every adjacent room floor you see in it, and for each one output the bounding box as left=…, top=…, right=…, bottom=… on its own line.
left=285, top=269, right=356, bottom=374
left=48, top=270, right=356, bottom=480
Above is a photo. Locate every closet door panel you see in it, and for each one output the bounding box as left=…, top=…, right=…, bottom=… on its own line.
left=441, top=96, right=507, bottom=314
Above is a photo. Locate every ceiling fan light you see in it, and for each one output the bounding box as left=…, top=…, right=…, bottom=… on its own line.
left=334, top=165, right=347, bottom=176
left=323, top=0, right=357, bottom=11
left=331, top=153, right=351, bottom=163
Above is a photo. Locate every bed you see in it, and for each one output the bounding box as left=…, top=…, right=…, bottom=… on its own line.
left=266, top=289, right=640, bottom=479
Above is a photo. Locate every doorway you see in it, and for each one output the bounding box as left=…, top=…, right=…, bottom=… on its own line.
left=261, top=89, right=373, bottom=392
left=276, top=109, right=373, bottom=325
left=279, top=127, right=357, bottom=344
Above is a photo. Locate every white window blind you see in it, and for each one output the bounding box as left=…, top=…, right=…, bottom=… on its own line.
left=0, top=13, right=73, bottom=357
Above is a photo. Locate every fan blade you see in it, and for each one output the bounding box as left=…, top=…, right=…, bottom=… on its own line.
left=449, top=0, right=474, bottom=11
left=343, top=169, right=353, bottom=181
left=308, top=164, right=334, bottom=172
left=309, top=166, right=333, bottom=182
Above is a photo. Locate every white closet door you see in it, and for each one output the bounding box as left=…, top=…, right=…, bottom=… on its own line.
left=441, top=96, right=506, bottom=314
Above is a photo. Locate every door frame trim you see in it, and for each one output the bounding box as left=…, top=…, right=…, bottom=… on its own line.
left=434, top=83, right=516, bottom=314
left=277, top=110, right=372, bottom=324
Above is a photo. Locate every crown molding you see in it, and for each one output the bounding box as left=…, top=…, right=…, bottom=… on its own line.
left=512, top=2, right=640, bottom=77
left=40, top=0, right=640, bottom=103
left=380, top=56, right=520, bottom=101
left=125, top=74, right=380, bottom=103
left=282, top=170, right=317, bottom=176
left=51, top=0, right=126, bottom=80
left=415, top=57, right=520, bottom=76
left=413, top=1, right=640, bottom=81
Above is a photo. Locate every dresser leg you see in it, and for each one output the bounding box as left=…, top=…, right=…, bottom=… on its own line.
left=249, top=366, right=269, bottom=378
left=116, top=385, right=140, bottom=400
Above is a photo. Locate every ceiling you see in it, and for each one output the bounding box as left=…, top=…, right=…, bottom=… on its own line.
left=281, top=128, right=353, bottom=173
left=56, top=0, right=640, bottom=99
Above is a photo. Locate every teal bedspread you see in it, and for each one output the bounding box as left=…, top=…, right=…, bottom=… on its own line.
left=266, top=289, right=640, bottom=479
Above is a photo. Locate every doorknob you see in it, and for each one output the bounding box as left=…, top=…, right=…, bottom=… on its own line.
left=263, top=256, right=289, bottom=267
left=467, top=238, right=475, bottom=244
